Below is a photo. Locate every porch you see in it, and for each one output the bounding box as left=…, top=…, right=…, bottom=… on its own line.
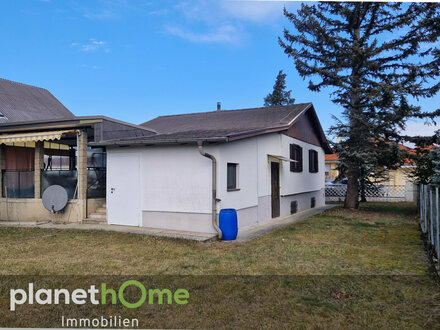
left=0, top=129, right=106, bottom=223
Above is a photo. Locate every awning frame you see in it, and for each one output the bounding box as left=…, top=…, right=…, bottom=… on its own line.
left=267, top=154, right=298, bottom=164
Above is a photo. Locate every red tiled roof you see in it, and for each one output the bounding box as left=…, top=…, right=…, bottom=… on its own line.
left=325, top=154, right=339, bottom=161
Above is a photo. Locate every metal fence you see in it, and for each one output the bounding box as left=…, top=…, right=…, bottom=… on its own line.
left=325, top=183, right=414, bottom=202
left=41, top=170, right=78, bottom=199
left=419, top=185, right=440, bottom=265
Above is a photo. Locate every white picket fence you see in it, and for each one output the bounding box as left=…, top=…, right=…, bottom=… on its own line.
left=419, top=185, right=440, bottom=265
left=325, top=181, right=416, bottom=203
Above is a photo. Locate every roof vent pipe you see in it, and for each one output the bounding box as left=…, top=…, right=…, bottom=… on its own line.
left=197, top=140, right=223, bottom=239
left=217, top=102, right=221, bottom=111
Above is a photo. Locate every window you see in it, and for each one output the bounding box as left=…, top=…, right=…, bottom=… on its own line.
left=309, top=150, right=318, bottom=173
left=290, top=201, right=298, bottom=214
left=311, top=197, right=316, bottom=208
left=227, top=163, right=239, bottom=190
left=325, top=165, right=330, bottom=179
left=290, top=144, right=303, bottom=172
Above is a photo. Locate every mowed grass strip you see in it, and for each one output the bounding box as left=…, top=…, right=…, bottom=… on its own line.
left=0, top=202, right=432, bottom=275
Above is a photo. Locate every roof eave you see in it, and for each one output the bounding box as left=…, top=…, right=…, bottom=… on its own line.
left=90, top=136, right=228, bottom=147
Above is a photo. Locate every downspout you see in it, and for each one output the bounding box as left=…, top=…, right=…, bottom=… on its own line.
left=197, top=141, right=222, bottom=239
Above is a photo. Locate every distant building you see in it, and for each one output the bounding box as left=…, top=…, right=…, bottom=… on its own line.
left=325, top=145, right=416, bottom=186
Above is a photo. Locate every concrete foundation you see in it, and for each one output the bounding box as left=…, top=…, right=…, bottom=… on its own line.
left=139, top=189, right=326, bottom=233
left=0, top=198, right=105, bottom=223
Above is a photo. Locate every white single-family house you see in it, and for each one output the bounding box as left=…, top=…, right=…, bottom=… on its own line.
left=94, top=103, right=332, bottom=236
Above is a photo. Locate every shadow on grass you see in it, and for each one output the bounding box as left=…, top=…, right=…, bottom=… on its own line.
left=358, top=202, right=418, bottom=217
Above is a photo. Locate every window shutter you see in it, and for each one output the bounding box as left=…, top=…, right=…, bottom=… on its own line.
left=290, top=144, right=294, bottom=172
left=309, top=150, right=318, bottom=173
left=290, top=144, right=303, bottom=173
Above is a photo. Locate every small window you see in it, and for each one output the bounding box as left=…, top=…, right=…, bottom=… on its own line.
left=290, top=144, right=303, bottom=172
left=311, top=197, right=316, bottom=208
left=227, top=163, right=238, bottom=190
left=309, top=150, right=318, bottom=173
left=290, top=201, right=298, bottom=214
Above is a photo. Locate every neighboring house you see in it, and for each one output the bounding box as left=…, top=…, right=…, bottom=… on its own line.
left=0, top=78, right=332, bottom=236
left=325, top=146, right=416, bottom=186
left=325, top=153, right=339, bottom=180
left=0, top=78, right=154, bottom=222
left=95, top=104, right=332, bottom=234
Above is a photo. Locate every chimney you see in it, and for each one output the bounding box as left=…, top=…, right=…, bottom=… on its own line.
left=217, top=102, right=221, bottom=111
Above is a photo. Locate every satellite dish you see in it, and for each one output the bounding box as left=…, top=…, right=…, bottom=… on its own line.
left=42, top=185, right=68, bottom=213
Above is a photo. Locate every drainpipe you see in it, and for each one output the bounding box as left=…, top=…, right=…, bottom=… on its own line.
left=197, top=141, right=222, bottom=239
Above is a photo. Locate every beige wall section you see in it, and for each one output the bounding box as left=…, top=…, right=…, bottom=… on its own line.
left=325, top=162, right=339, bottom=180
left=77, top=131, right=88, bottom=220
left=0, top=198, right=81, bottom=223
left=0, top=198, right=105, bottom=223
left=34, top=141, right=44, bottom=198
left=385, top=168, right=413, bottom=186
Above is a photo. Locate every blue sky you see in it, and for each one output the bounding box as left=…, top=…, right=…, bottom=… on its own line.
left=0, top=0, right=439, bottom=139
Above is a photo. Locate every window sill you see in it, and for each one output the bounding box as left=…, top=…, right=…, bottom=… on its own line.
left=227, top=188, right=241, bottom=192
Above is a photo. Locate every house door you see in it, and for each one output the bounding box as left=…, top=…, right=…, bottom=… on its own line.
left=107, top=153, right=141, bottom=226
left=271, top=162, right=280, bottom=218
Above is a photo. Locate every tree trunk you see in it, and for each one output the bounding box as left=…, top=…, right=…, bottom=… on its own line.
left=345, top=165, right=360, bottom=209
left=360, top=181, right=367, bottom=202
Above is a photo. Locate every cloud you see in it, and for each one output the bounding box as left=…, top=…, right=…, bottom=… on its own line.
left=71, top=0, right=134, bottom=21
left=163, top=0, right=299, bottom=45
left=71, top=39, right=110, bottom=52
left=83, top=8, right=119, bottom=20
left=174, top=0, right=296, bottom=23
left=148, top=9, right=169, bottom=16
left=80, top=64, right=99, bottom=70
left=220, top=0, right=289, bottom=23
left=165, top=25, right=241, bottom=45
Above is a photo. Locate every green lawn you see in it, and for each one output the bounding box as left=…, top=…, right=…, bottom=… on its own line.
left=0, top=202, right=439, bottom=329
left=0, top=202, right=432, bottom=275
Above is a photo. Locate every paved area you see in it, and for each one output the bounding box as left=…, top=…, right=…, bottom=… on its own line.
left=236, top=205, right=337, bottom=242
left=0, top=220, right=217, bottom=242
left=0, top=204, right=337, bottom=242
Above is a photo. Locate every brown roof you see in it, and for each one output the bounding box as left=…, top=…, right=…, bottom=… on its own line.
left=141, top=103, right=311, bottom=134
left=0, top=78, right=75, bottom=125
left=94, top=103, right=332, bottom=152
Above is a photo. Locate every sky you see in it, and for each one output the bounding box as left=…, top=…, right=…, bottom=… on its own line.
left=0, top=0, right=439, bottom=141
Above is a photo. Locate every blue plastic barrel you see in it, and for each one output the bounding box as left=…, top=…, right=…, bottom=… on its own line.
left=219, top=208, right=238, bottom=240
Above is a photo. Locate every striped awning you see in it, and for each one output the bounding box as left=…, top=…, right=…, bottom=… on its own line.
left=0, top=130, right=77, bottom=144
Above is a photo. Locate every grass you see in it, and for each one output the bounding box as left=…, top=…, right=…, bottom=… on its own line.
left=0, top=202, right=432, bottom=275
left=0, top=202, right=439, bottom=329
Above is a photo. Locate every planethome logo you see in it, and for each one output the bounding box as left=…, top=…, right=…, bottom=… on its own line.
left=10, top=280, right=189, bottom=311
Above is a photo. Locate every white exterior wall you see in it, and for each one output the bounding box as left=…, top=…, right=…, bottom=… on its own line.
left=256, top=134, right=324, bottom=197
left=106, top=132, right=326, bottom=233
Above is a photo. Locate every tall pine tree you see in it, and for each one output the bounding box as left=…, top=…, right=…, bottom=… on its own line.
left=264, top=70, right=295, bottom=106
left=280, top=2, right=440, bottom=209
